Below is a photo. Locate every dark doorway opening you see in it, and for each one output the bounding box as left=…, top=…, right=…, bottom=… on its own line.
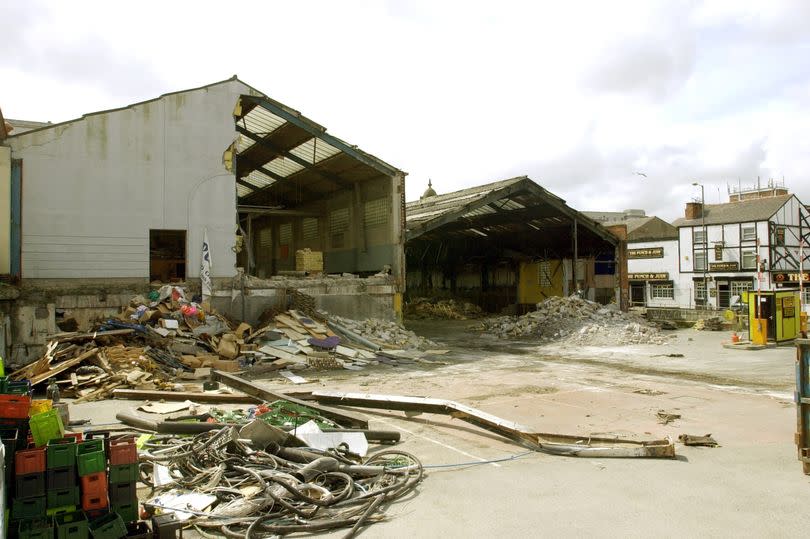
left=630, top=282, right=646, bottom=306
left=717, top=280, right=730, bottom=308
left=150, top=229, right=186, bottom=282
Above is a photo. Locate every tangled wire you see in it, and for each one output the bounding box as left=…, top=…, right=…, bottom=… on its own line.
left=139, top=427, right=424, bottom=538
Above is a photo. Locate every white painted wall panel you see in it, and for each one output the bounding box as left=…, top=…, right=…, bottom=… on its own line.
left=10, top=80, right=250, bottom=279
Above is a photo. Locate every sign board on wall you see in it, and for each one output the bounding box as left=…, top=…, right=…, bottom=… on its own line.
left=709, top=262, right=739, bottom=272
left=773, top=272, right=810, bottom=284
left=628, top=272, right=668, bottom=280
left=628, top=247, right=664, bottom=259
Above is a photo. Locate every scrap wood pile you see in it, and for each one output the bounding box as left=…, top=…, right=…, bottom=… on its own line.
left=478, top=295, right=673, bottom=346
left=405, top=297, right=484, bottom=320
left=11, top=286, right=446, bottom=399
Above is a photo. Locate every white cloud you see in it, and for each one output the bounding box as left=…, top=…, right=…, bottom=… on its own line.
left=1, top=0, right=809, bottom=222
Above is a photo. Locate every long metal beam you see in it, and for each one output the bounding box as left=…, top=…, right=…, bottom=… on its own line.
left=237, top=206, right=321, bottom=217
left=241, top=95, right=400, bottom=178
left=293, top=391, right=676, bottom=458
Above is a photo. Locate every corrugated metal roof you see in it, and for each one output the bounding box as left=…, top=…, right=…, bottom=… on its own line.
left=405, top=176, right=617, bottom=246
left=671, top=195, right=792, bottom=227
left=234, top=94, right=405, bottom=205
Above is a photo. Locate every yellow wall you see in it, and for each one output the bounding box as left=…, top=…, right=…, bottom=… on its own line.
left=0, top=147, right=10, bottom=274
left=518, top=260, right=564, bottom=303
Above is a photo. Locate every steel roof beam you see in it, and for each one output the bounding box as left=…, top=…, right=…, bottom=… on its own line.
left=241, top=95, right=400, bottom=178
left=236, top=125, right=347, bottom=191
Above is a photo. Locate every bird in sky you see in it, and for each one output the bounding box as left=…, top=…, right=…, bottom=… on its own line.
left=634, top=171, right=647, bottom=178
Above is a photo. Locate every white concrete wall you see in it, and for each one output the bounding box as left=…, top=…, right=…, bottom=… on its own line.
left=627, top=239, right=679, bottom=307
left=8, top=79, right=254, bottom=279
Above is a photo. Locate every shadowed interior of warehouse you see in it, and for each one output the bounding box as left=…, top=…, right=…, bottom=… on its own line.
left=405, top=176, right=621, bottom=313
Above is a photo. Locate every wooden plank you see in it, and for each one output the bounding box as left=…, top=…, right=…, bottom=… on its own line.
left=53, top=329, right=135, bottom=343
left=274, top=314, right=308, bottom=334
left=211, top=370, right=367, bottom=429
left=29, top=347, right=100, bottom=386
left=278, top=327, right=309, bottom=341
left=280, top=370, right=308, bottom=384
left=259, top=345, right=304, bottom=363
left=112, top=389, right=258, bottom=404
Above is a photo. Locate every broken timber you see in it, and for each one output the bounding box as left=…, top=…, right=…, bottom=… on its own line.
left=112, top=389, right=258, bottom=404
left=298, top=391, right=675, bottom=458
left=211, top=370, right=368, bottom=429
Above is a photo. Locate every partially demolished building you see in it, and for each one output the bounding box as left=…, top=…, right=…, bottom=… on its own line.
left=0, top=77, right=406, bottom=363
left=405, top=177, right=624, bottom=313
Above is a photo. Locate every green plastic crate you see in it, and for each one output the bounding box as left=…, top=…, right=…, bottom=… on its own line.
left=47, top=486, right=80, bottom=508
left=30, top=409, right=65, bottom=447
left=112, top=502, right=138, bottom=523
left=6, top=380, right=32, bottom=395
left=77, top=443, right=105, bottom=476
left=88, top=512, right=126, bottom=539
left=55, top=510, right=89, bottom=539
left=11, top=495, right=46, bottom=519
left=18, top=517, right=53, bottom=539
left=108, top=463, right=138, bottom=484
left=47, top=505, right=77, bottom=517
left=47, top=438, right=77, bottom=469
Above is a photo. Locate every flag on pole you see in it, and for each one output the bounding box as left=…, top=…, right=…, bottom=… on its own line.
left=201, top=229, right=212, bottom=302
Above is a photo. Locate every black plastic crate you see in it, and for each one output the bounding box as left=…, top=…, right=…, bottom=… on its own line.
left=47, top=466, right=77, bottom=490
left=15, top=472, right=45, bottom=498
left=47, top=486, right=80, bottom=508
left=108, top=481, right=137, bottom=505
left=11, top=495, right=46, bottom=519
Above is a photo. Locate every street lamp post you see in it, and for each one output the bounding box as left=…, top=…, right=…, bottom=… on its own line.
left=692, top=182, right=708, bottom=308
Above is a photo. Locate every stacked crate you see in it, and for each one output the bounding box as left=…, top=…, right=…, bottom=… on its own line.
left=108, top=437, right=139, bottom=523
left=46, top=437, right=79, bottom=516
left=1, top=378, right=38, bottom=537
left=78, top=437, right=108, bottom=518
left=0, top=377, right=145, bottom=538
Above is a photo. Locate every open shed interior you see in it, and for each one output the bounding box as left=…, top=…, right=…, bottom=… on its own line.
left=231, top=95, right=405, bottom=279
left=405, top=177, right=620, bottom=313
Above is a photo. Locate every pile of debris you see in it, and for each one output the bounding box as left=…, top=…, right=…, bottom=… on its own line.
left=405, top=297, right=484, bottom=320
left=693, top=317, right=725, bottom=331
left=11, top=286, right=447, bottom=398
left=331, top=315, right=437, bottom=350
left=478, top=295, right=671, bottom=346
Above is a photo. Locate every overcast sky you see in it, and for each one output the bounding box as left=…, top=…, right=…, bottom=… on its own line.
left=2, top=0, right=809, bottom=221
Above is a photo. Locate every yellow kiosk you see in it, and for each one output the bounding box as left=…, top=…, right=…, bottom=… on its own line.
left=748, top=290, right=801, bottom=344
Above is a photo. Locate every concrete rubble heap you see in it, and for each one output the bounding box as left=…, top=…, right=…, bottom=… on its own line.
left=480, top=295, right=672, bottom=346
left=331, top=315, right=437, bottom=350
left=405, top=297, right=484, bottom=320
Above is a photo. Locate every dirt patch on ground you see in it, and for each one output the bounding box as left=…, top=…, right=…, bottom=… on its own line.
left=465, top=385, right=558, bottom=401
left=539, top=354, right=791, bottom=392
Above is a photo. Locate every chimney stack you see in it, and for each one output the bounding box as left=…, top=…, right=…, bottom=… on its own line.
left=685, top=202, right=703, bottom=220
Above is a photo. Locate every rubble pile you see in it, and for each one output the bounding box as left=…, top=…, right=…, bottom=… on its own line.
left=479, top=295, right=670, bottom=346
left=405, top=297, right=484, bottom=320
left=331, top=315, right=437, bottom=350
left=11, top=286, right=445, bottom=398
left=693, top=317, right=725, bottom=331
